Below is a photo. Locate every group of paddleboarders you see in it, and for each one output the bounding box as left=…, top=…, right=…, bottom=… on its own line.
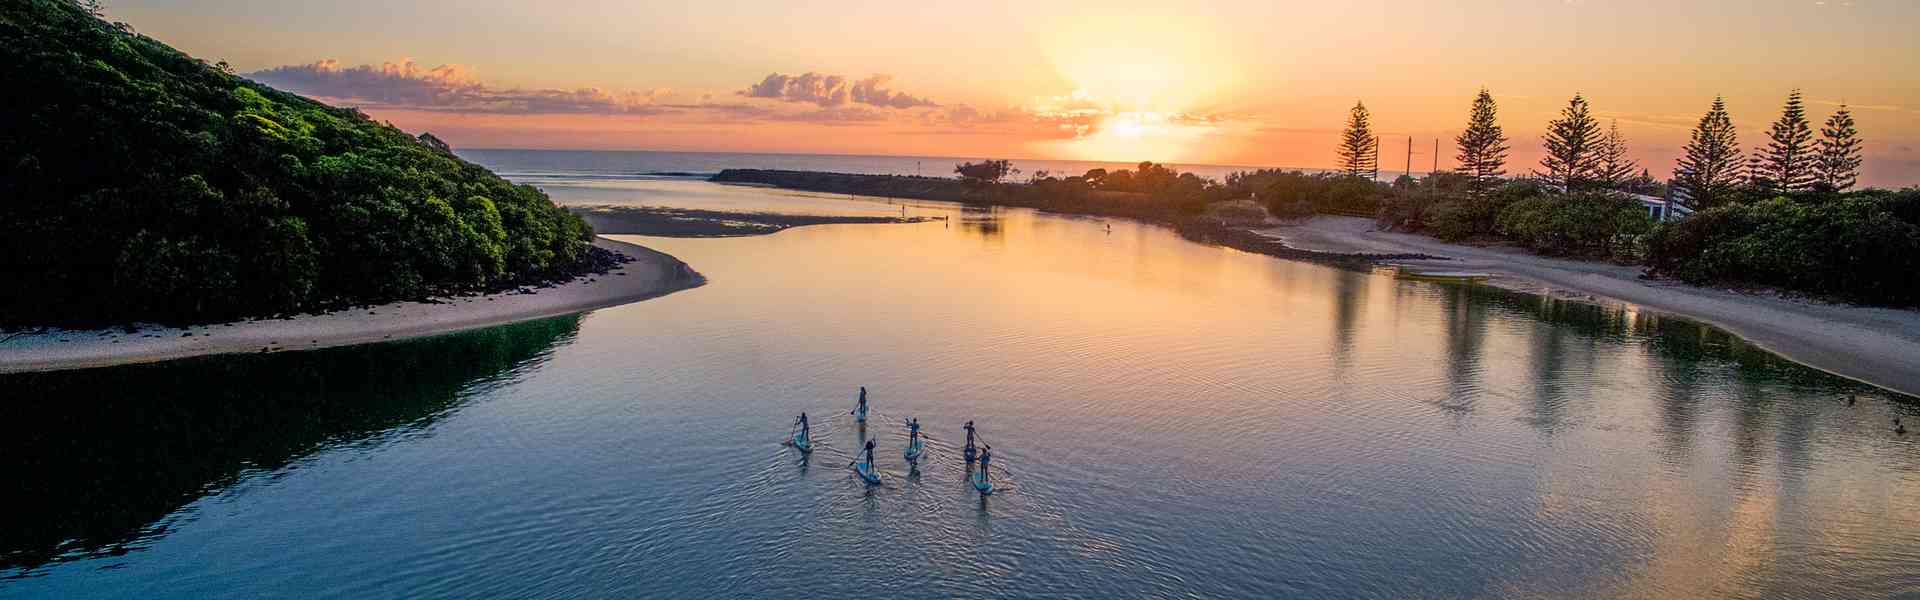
left=787, top=387, right=995, bottom=494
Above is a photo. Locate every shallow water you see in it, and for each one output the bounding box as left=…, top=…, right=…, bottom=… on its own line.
left=3, top=180, right=1918, bottom=599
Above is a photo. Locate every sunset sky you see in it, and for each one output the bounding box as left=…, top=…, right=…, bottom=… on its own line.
left=107, top=0, right=1920, bottom=185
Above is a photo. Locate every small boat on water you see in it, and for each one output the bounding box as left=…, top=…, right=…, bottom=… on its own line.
left=1383, top=264, right=1490, bottom=284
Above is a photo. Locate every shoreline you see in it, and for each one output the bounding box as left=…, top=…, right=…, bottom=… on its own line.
left=0, top=237, right=704, bottom=374
left=1256, top=216, right=1920, bottom=398
left=708, top=170, right=1920, bottom=398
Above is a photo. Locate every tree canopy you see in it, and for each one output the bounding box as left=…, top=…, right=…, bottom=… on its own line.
left=1336, top=102, right=1380, bottom=180
left=1672, top=96, right=1745, bottom=209
left=1, top=0, right=593, bottom=326
left=1751, top=90, right=1817, bottom=195
left=1816, top=104, right=1863, bottom=192
left=955, top=159, right=1018, bottom=184
left=1454, top=88, right=1510, bottom=197
left=1535, top=94, right=1603, bottom=192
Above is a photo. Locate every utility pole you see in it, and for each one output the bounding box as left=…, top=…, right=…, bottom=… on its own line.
left=1432, top=138, right=1439, bottom=174
left=1405, top=135, right=1413, bottom=178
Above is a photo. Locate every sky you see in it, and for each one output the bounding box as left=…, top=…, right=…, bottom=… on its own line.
left=105, top=0, right=1920, bottom=185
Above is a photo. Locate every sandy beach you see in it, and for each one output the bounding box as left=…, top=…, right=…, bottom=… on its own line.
left=1257, top=216, right=1920, bottom=398
left=0, top=237, right=703, bottom=374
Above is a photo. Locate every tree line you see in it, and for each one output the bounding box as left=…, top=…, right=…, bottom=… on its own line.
left=1333, top=88, right=1909, bottom=306
left=1338, top=89, right=1864, bottom=203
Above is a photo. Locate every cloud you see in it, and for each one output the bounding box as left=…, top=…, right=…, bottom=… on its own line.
left=740, top=72, right=936, bottom=108
left=1811, top=99, right=1907, bottom=112
left=849, top=75, right=936, bottom=109
left=246, top=59, right=669, bottom=115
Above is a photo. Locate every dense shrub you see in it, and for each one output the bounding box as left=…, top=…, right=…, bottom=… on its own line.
left=1253, top=171, right=1383, bottom=218
left=1, top=0, right=592, bottom=325
left=1645, top=194, right=1920, bottom=305
left=1496, top=192, right=1653, bottom=257
left=1381, top=177, right=1539, bottom=241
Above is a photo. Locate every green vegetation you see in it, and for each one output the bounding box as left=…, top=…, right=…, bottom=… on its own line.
left=955, top=159, right=1018, bottom=184
left=1336, top=102, right=1380, bottom=180
left=1453, top=88, right=1510, bottom=198
left=1646, top=190, right=1920, bottom=306
left=1535, top=94, right=1604, bottom=192
left=1594, top=120, right=1638, bottom=190
left=1, top=0, right=593, bottom=326
left=1672, top=96, right=1747, bottom=208
left=1750, top=90, right=1817, bottom=195
left=1815, top=104, right=1862, bottom=192
left=1495, top=193, right=1653, bottom=258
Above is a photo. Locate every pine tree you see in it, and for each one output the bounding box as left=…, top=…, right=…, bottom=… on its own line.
left=1337, top=101, right=1380, bottom=179
left=1454, top=88, right=1509, bottom=196
left=1594, top=119, right=1638, bottom=191
left=1815, top=103, right=1862, bottom=192
left=1750, top=89, right=1816, bottom=195
left=1672, top=95, right=1744, bottom=208
left=1535, top=93, right=1603, bottom=192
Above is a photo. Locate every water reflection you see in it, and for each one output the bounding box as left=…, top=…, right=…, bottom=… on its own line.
left=956, top=205, right=1004, bottom=241
left=8, top=187, right=1920, bottom=597
left=0, top=315, right=581, bottom=576
left=1438, top=285, right=1487, bottom=422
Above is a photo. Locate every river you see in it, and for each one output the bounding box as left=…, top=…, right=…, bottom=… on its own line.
left=2, top=170, right=1916, bottom=598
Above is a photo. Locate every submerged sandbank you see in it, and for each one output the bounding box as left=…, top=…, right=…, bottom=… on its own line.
left=0, top=237, right=703, bottom=374
left=571, top=205, right=933, bottom=237
left=1258, top=216, right=1920, bottom=398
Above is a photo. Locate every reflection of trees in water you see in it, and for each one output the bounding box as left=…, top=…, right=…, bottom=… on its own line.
left=1438, top=285, right=1489, bottom=423
left=0, top=315, right=582, bottom=575
left=1456, top=285, right=1904, bottom=440
left=1329, top=271, right=1365, bottom=371
left=956, top=205, right=1003, bottom=240
left=1654, top=326, right=1707, bottom=469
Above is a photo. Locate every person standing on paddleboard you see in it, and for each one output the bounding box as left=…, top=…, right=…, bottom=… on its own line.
left=797, top=412, right=810, bottom=442
left=978, top=444, right=993, bottom=483
left=852, top=387, right=868, bottom=422
left=963, top=421, right=977, bottom=465
left=863, top=438, right=876, bottom=467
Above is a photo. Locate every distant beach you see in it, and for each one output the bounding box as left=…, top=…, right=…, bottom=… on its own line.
left=1259, top=216, right=1920, bottom=397
left=0, top=237, right=703, bottom=373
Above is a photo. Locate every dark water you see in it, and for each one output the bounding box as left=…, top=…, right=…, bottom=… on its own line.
left=3, top=177, right=1918, bottom=598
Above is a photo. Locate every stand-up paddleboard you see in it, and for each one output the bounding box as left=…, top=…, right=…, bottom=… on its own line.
left=903, top=436, right=925, bottom=464
left=970, top=468, right=994, bottom=495
left=853, top=460, right=881, bottom=485
left=792, top=429, right=812, bottom=453
left=853, top=387, right=869, bottom=424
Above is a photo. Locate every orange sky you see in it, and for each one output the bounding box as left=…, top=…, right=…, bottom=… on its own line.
left=110, top=0, right=1920, bottom=185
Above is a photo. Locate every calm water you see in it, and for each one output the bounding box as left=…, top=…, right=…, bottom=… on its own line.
left=4, top=163, right=1918, bottom=598
left=459, top=148, right=1336, bottom=189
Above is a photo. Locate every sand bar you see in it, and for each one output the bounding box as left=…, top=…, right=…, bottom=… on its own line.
left=1257, top=216, right=1920, bottom=398
left=0, top=237, right=703, bottom=374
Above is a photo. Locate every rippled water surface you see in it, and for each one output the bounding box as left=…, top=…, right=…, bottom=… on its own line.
left=4, top=176, right=1918, bottom=598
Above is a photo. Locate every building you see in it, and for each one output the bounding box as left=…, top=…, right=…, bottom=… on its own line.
left=1628, top=192, right=1693, bottom=222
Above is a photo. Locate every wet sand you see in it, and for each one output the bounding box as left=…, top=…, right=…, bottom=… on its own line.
left=0, top=237, right=703, bottom=374
left=1257, top=216, right=1920, bottom=397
